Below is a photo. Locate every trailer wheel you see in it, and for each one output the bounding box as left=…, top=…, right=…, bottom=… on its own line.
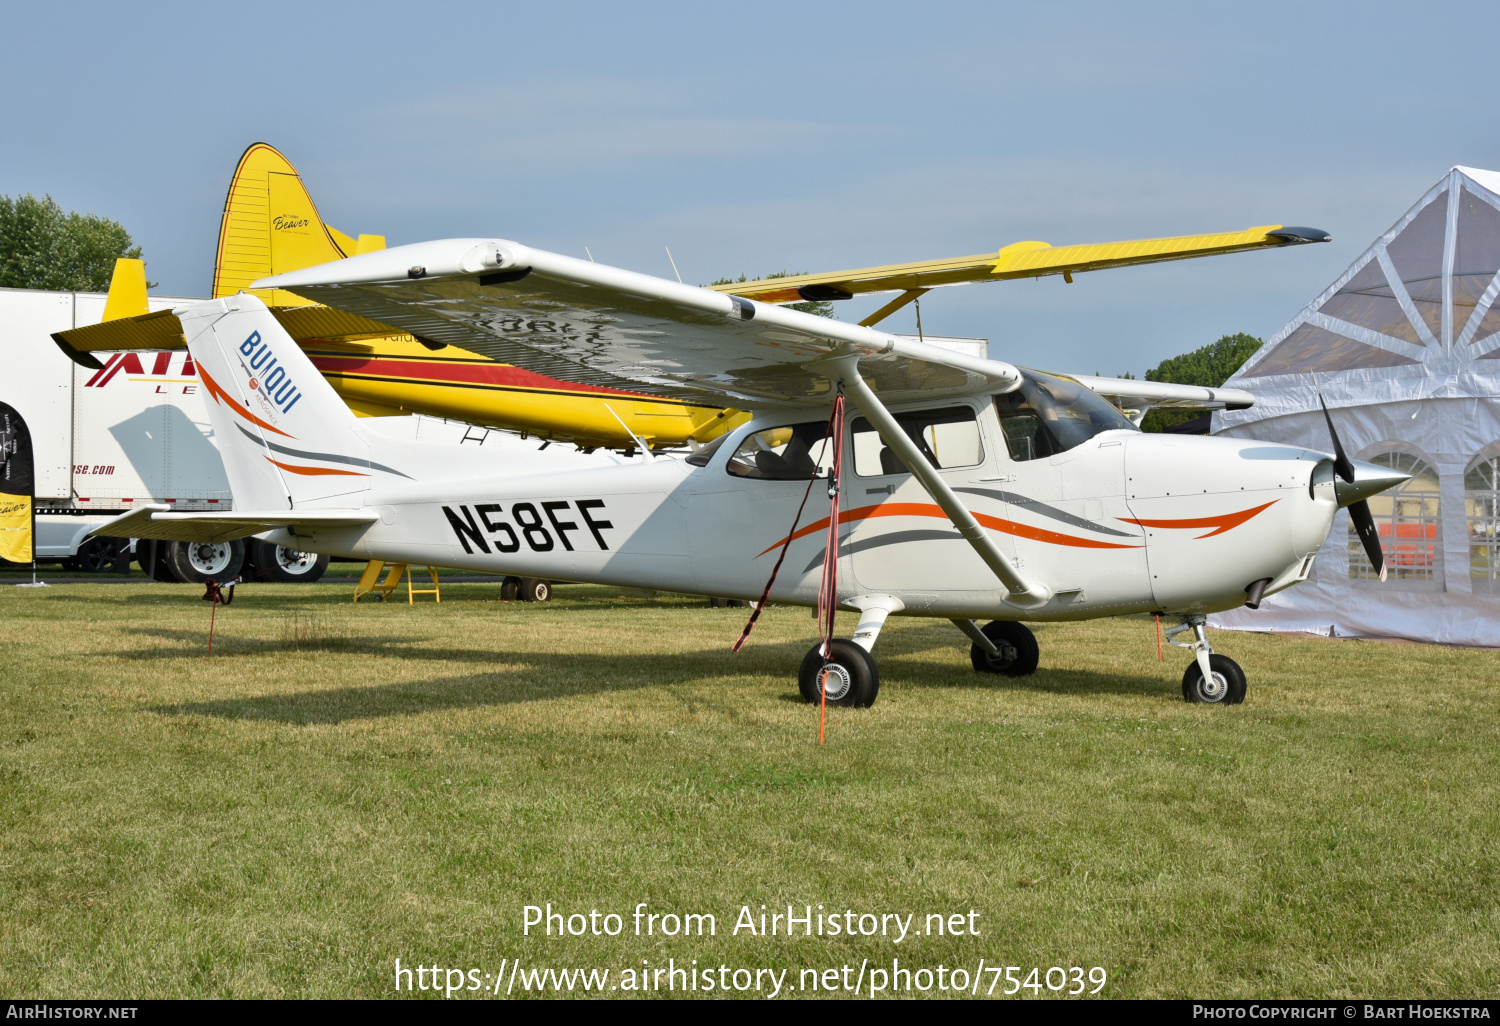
left=165, top=540, right=245, bottom=584
left=246, top=540, right=329, bottom=583
left=520, top=578, right=551, bottom=602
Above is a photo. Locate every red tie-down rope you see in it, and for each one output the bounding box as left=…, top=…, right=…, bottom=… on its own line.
left=733, top=392, right=846, bottom=656
left=202, top=577, right=236, bottom=655
left=814, top=394, right=848, bottom=743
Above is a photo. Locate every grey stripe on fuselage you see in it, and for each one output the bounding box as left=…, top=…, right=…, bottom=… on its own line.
left=953, top=487, right=1133, bottom=537
left=235, top=423, right=413, bottom=478
left=802, top=529, right=961, bottom=573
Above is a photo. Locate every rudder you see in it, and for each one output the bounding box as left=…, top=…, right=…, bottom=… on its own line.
left=176, top=294, right=374, bottom=509
left=212, top=143, right=385, bottom=310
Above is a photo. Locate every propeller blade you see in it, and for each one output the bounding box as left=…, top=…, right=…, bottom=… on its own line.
left=1316, top=388, right=1357, bottom=483
left=1347, top=498, right=1387, bottom=582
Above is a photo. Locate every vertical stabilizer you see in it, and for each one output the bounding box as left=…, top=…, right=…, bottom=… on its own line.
left=212, top=143, right=386, bottom=309
left=101, top=258, right=148, bottom=322
left=175, top=294, right=374, bottom=508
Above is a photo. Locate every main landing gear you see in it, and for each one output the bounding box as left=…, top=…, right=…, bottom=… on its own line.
left=1164, top=614, right=1246, bottom=705
left=796, top=608, right=1044, bottom=709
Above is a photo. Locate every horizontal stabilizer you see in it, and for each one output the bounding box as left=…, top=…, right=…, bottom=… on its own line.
left=50, top=304, right=400, bottom=362
left=88, top=505, right=377, bottom=544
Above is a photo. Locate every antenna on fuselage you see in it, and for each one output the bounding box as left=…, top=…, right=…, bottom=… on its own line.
left=665, top=246, right=683, bottom=283
left=604, top=403, right=655, bottom=463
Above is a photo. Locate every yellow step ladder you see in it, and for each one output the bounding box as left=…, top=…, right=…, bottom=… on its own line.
left=353, top=561, right=441, bottom=604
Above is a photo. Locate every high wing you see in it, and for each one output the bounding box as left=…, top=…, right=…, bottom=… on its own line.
left=251, top=240, right=1023, bottom=407
left=712, top=226, right=1330, bottom=326
left=1070, top=375, right=1255, bottom=423
left=90, top=505, right=377, bottom=544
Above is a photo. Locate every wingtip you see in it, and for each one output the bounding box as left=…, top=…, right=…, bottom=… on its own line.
left=1268, top=226, right=1332, bottom=244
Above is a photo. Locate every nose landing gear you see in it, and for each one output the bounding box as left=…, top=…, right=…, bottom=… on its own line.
left=1165, top=615, right=1246, bottom=704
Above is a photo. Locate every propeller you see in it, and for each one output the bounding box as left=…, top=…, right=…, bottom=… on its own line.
left=1316, top=388, right=1387, bottom=582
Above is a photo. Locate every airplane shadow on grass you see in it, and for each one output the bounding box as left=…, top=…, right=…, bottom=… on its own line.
left=135, top=625, right=1175, bottom=725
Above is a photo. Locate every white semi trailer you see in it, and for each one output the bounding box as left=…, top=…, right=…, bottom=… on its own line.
left=0, top=284, right=331, bottom=582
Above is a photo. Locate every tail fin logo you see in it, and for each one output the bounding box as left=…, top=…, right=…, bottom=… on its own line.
left=236, top=331, right=303, bottom=415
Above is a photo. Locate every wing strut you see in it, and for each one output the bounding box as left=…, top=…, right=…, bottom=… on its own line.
left=813, top=354, right=1052, bottom=608
left=858, top=288, right=929, bottom=327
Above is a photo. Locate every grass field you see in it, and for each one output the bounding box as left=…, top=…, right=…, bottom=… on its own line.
left=1, top=575, right=1497, bottom=999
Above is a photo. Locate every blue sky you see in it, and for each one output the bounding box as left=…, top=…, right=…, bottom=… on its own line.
left=1, top=1, right=1491, bottom=374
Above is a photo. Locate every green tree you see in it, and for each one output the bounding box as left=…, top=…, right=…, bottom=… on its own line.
left=0, top=193, right=143, bottom=292
left=1140, top=332, right=1263, bottom=432
left=709, top=270, right=835, bottom=318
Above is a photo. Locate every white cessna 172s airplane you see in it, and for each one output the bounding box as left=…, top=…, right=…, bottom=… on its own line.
left=86, top=237, right=1407, bottom=707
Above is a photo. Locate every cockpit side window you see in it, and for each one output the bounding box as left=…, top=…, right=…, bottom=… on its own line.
left=994, top=370, right=1136, bottom=462
left=726, top=421, right=837, bottom=480
left=850, top=405, right=984, bottom=477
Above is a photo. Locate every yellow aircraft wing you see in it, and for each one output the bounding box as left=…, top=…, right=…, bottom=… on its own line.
left=710, top=225, right=1330, bottom=325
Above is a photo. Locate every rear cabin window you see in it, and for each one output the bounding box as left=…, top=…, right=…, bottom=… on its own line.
left=851, top=406, right=984, bottom=477
left=726, top=422, right=838, bottom=480
left=684, top=435, right=728, bottom=467
left=994, top=370, right=1135, bottom=462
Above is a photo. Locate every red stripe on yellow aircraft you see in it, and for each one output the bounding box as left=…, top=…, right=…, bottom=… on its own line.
left=305, top=352, right=712, bottom=406
left=1117, top=500, right=1279, bottom=539
left=756, top=502, right=1142, bottom=558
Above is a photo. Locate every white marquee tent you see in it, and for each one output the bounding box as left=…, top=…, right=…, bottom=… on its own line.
left=1212, top=166, right=1500, bottom=646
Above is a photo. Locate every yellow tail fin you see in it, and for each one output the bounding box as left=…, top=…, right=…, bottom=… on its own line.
left=101, top=258, right=148, bottom=321
left=212, top=143, right=385, bottom=308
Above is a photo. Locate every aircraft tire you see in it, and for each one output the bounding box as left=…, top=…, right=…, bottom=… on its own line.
left=798, top=639, right=880, bottom=708
left=245, top=540, right=329, bottom=583
left=501, top=576, right=522, bottom=601
left=520, top=578, right=551, bottom=602
left=709, top=598, right=747, bottom=608
left=1181, top=654, right=1246, bottom=705
left=164, top=540, right=245, bottom=584
left=970, top=620, right=1039, bottom=677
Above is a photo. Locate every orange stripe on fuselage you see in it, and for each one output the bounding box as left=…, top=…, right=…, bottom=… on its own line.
left=199, top=365, right=295, bottom=438
left=265, top=456, right=367, bottom=477
left=755, top=502, right=1141, bottom=558
left=1118, top=499, right=1278, bottom=539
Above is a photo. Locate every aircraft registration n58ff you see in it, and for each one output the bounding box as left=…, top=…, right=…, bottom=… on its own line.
left=90, top=239, right=1407, bottom=706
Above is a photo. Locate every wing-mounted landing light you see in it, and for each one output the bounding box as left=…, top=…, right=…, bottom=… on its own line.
left=1317, top=389, right=1409, bottom=582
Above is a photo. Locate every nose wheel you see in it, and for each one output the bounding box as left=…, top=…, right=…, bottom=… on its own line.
left=1181, top=653, right=1247, bottom=704
left=1165, top=615, right=1247, bottom=705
